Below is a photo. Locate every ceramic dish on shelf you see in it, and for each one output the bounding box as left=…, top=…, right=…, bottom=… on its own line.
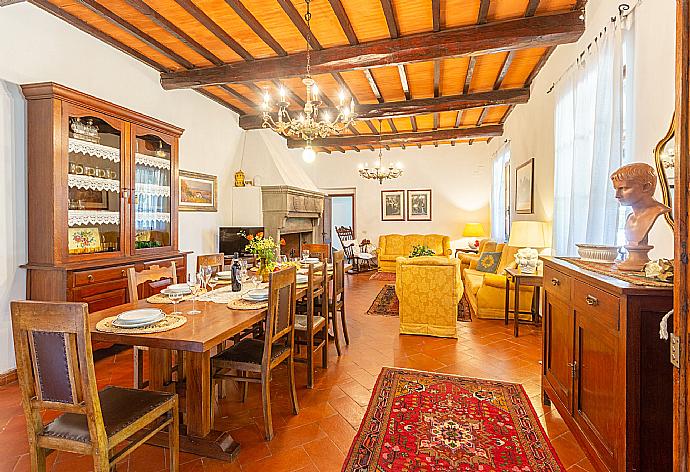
left=575, top=244, right=620, bottom=263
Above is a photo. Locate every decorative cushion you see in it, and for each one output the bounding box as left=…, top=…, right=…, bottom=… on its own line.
left=476, top=252, right=502, bottom=273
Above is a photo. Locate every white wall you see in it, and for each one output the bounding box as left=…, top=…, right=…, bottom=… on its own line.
left=487, top=0, right=676, bottom=259
left=0, top=3, right=314, bottom=374
left=300, top=144, right=492, bottom=246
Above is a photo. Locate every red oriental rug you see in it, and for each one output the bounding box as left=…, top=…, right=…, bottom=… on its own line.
left=367, top=285, right=472, bottom=322
left=342, top=368, right=565, bottom=472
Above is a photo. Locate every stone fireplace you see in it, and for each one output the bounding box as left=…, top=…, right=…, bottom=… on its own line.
left=261, top=185, right=325, bottom=257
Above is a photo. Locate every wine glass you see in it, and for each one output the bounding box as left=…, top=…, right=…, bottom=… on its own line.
left=279, top=254, right=288, bottom=265
left=187, top=273, right=201, bottom=315
left=167, top=290, right=184, bottom=315
left=301, top=249, right=310, bottom=261
left=207, top=274, right=218, bottom=293
left=200, top=265, right=212, bottom=290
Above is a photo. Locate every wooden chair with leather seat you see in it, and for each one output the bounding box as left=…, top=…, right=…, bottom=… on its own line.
left=331, top=250, right=349, bottom=350
left=295, top=261, right=330, bottom=388
left=301, top=243, right=330, bottom=262
left=10, top=300, right=179, bottom=472
left=211, top=267, right=299, bottom=440
left=196, top=253, right=224, bottom=273
left=127, top=263, right=178, bottom=390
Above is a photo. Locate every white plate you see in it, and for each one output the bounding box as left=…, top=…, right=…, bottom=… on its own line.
left=247, top=288, right=269, bottom=300
left=112, top=314, right=165, bottom=328
left=116, top=308, right=165, bottom=324
left=302, top=258, right=320, bottom=264
left=166, top=284, right=191, bottom=294
left=241, top=293, right=268, bottom=302
left=216, top=271, right=233, bottom=278
left=296, top=274, right=308, bottom=283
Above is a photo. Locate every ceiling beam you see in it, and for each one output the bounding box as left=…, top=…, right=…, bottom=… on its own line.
left=276, top=0, right=322, bottom=50
left=379, top=0, right=399, bottom=38
left=328, top=0, right=358, bottom=45
left=29, top=0, right=169, bottom=72
left=123, top=0, right=223, bottom=66
left=239, top=88, right=529, bottom=129
left=75, top=0, right=196, bottom=69
left=288, top=125, right=503, bottom=148
left=432, top=0, right=441, bottom=31
left=493, top=51, right=515, bottom=89
left=224, top=0, right=287, bottom=56
left=525, top=0, right=540, bottom=17
left=478, top=0, right=490, bottom=24
left=173, top=0, right=253, bottom=60
left=161, top=11, right=584, bottom=89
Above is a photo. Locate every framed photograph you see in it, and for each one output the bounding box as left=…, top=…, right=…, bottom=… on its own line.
left=407, top=189, right=432, bottom=221
left=68, top=227, right=102, bottom=254
left=515, top=158, right=535, bottom=214
left=381, top=190, right=405, bottom=221
left=179, top=170, right=218, bottom=212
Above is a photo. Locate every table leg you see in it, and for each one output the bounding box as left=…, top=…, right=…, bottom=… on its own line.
left=149, top=348, right=173, bottom=392
left=533, top=287, right=541, bottom=326
left=504, top=276, right=511, bottom=325
left=514, top=278, right=521, bottom=337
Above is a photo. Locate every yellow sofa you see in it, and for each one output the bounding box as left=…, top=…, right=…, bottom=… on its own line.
left=462, top=242, right=534, bottom=320
left=395, top=256, right=463, bottom=338
left=377, top=234, right=451, bottom=273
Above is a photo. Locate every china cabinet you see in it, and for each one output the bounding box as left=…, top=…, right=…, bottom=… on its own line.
left=21, top=83, right=186, bottom=312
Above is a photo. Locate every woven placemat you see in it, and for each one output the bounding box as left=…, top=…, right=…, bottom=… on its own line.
left=96, top=314, right=187, bottom=334
left=146, top=289, right=207, bottom=304
left=561, top=258, right=673, bottom=288
left=227, top=298, right=268, bottom=310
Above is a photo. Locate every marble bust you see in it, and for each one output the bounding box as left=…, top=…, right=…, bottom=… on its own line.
left=610, top=163, right=670, bottom=270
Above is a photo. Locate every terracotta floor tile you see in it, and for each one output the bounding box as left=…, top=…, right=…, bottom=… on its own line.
left=550, top=431, right=588, bottom=469
left=303, top=437, right=345, bottom=472
left=246, top=446, right=312, bottom=471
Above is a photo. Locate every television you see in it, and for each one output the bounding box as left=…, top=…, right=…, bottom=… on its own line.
left=219, top=227, right=264, bottom=257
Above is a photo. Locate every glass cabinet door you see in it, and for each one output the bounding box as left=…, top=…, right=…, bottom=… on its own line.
left=133, top=130, right=173, bottom=252
left=66, top=109, right=124, bottom=257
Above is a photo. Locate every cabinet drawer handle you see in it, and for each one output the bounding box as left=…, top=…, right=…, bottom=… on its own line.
left=87, top=274, right=94, bottom=282
left=585, top=295, right=599, bottom=306
left=551, top=278, right=560, bottom=286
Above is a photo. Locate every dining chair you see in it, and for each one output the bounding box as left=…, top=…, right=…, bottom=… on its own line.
left=295, top=261, right=330, bottom=388
left=211, top=267, right=299, bottom=440
left=332, top=250, right=349, bottom=348
left=127, top=263, right=178, bottom=390
left=301, top=243, right=331, bottom=262
left=196, top=253, right=225, bottom=273
left=10, top=300, right=179, bottom=472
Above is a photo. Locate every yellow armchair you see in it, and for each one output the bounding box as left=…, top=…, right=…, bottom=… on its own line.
left=395, top=256, right=463, bottom=338
left=462, top=244, right=534, bottom=320
left=377, top=234, right=451, bottom=273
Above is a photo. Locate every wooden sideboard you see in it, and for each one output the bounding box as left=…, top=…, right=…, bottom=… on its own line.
left=541, top=257, right=673, bottom=472
left=21, top=83, right=187, bottom=312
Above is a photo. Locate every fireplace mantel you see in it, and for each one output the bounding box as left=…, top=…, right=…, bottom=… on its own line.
left=261, top=186, right=325, bottom=254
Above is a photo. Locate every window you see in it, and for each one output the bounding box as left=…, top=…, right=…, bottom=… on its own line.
left=491, top=144, right=510, bottom=242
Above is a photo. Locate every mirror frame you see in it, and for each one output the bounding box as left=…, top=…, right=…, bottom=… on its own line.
left=654, top=112, right=676, bottom=229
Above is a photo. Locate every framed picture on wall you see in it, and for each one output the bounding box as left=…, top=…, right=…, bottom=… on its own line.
left=381, top=190, right=405, bottom=221
left=407, top=189, right=432, bottom=221
left=179, top=170, right=218, bottom=212
left=515, top=158, right=534, bottom=214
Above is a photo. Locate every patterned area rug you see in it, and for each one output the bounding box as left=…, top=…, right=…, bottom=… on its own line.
left=367, top=284, right=472, bottom=322
left=342, top=368, right=565, bottom=472
left=369, top=272, right=397, bottom=282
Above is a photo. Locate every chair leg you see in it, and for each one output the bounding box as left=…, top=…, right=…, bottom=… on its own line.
left=169, top=401, right=180, bottom=472
left=287, top=355, right=299, bottom=415
left=240, top=371, right=248, bottom=403
left=321, top=325, right=328, bottom=368
left=331, top=303, right=342, bottom=356
left=340, top=303, right=350, bottom=346
left=261, top=372, right=273, bottom=440
left=306, top=335, right=314, bottom=389
left=93, top=450, right=110, bottom=472
left=28, top=444, right=48, bottom=472
left=133, top=347, right=144, bottom=389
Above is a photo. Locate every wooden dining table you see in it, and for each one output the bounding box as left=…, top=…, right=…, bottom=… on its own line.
left=89, top=283, right=313, bottom=461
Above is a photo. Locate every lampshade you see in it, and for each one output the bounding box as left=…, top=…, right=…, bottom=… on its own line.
left=508, top=221, right=547, bottom=248
left=462, top=223, right=486, bottom=238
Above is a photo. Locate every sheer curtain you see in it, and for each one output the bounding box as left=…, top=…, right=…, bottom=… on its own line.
left=552, top=11, right=635, bottom=256
left=491, top=144, right=510, bottom=242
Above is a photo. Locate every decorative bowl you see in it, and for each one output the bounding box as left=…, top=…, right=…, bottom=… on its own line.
left=575, top=244, right=620, bottom=263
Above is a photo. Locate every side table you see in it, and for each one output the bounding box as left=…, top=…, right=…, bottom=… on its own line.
left=504, top=268, right=543, bottom=337
left=454, top=248, right=479, bottom=258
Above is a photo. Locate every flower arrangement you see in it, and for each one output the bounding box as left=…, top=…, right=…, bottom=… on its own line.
left=241, top=231, right=278, bottom=280
left=409, top=245, right=435, bottom=258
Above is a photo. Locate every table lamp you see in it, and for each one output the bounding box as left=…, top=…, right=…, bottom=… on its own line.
left=508, top=221, right=546, bottom=274
left=462, top=223, right=486, bottom=249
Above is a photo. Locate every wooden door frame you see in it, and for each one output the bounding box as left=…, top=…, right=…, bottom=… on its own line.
left=324, top=189, right=357, bottom=244
left=675, top=1, right=689, bottom=469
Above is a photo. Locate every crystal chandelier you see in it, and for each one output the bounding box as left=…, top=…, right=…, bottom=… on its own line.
left=358, top=124, right=403, bottom=184
left=261, top=0, right=356, bottom=163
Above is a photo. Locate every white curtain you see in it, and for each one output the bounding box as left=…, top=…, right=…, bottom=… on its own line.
left=491, top=144, right=510, bottom=242
left=552, top=11, right=635, bottom=256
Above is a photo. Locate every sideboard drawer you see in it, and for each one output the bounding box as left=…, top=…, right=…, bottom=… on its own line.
left=544, top=266, right=571, bottom=301
left=573, top=279, right=620, bottom=330
left=73, top=265, right=133, bottom=287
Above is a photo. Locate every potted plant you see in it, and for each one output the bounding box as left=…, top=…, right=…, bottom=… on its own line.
left=409, top=245, right=435, bottom=258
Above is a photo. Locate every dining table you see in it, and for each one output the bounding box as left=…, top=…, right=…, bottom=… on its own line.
left=87, top=267, right=338, bottom=462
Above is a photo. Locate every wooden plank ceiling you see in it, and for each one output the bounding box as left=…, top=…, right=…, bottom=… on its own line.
left=27, top=0, right=586, bottom=153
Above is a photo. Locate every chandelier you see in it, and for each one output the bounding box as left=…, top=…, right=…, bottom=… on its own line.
left=358, top=124, right=403, bottom=184
left=261, top=0, right=356, bottom=163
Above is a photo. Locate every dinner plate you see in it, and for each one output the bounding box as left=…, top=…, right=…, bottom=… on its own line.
left=302, top=258, right=320, bottom=264
left=112, top=313, right=165, bottom=328
left=247, top=288, right=269, bottom=300
left=116, top=308, right=165, bottom=324
left=241, top=293, right=268, bottom=302
left=296, top=274, right=308, bottom=284
left=216, top=271, right=233, bottom=279
left=166, top=283, right=191, bottom=294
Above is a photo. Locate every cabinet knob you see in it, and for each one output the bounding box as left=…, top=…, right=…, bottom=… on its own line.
left=87, top=274, right=94, bottom=282
left=585, top=295, right=599, bottom=306
left=551, top=278, right=560, bottom=286
left=121, top=270, right=126, bottom=277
